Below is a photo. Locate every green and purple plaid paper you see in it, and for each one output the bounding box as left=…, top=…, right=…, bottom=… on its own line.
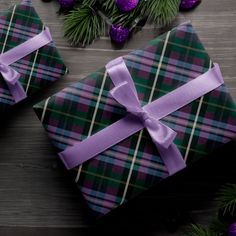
left=34, top=22, right=236, bottom=217
left=0, top=0, right=67, bottom=113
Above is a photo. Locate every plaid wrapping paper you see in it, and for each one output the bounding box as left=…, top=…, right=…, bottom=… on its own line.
left=34, top=22, right=236, bottom=217
left=0, top=0, right=67, bottom=113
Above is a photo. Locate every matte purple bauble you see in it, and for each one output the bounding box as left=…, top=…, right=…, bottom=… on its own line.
left=109, top=25, right=129, bottom=43
left=115, top=0, right=139, bottom=12
left=179, top=0, right=201, bottom=10
left=58, top=0, right=76, bottom=9
left=229, top=223, right=236, bottom=236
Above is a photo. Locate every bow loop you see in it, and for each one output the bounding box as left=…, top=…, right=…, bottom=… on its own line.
left=110, top=81, right=141, bottom=112
left=0, top=63, right=20, bottom=85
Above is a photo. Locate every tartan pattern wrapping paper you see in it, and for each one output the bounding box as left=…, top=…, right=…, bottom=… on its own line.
left=0, top=0, right=67, bottom=113
left=34, top=22, right=236, bottom=217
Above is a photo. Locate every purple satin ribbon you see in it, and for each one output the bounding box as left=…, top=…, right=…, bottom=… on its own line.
left=0, top=27, right=52, bottom=103
left=59, top=57, right=224, bottom=175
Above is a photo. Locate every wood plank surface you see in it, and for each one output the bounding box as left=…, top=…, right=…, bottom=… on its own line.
left=0, top=0, right=235, bottom=235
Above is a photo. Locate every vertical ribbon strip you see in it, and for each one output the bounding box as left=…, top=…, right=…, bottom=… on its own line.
left=0, top=27, right=52, bottom=103
left=59, top=57, right=224, bottom=176
left=107, top=59, right=186, bottom=175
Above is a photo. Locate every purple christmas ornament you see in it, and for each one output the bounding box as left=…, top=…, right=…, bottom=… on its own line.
left=229, top=223, right=236, bottom=236
left=179, top=0, right=201, bottom=11
left=58, top=0, right=76, bottom=9
left=109, top=25, right=129, bottom=43
left=115, top=0, right=139, bottom=12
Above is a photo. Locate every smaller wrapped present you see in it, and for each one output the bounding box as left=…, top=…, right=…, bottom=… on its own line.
left=0, top=0, right=67, bottom=113
left=34, top=22, right=236, bottom=217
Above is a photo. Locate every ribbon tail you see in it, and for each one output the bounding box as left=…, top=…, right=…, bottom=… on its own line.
left=7, top=80, right=27, bottom=103
left=1, top=66, right=27, bottom=103
left=146, top=119, right=177, bottom=149
left=157, top=143, right=186, bottom=176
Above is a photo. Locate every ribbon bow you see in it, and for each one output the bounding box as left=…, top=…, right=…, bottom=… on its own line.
left=107, top=58, right=186, bottom=175
left=0, top=27, right=52, bottom=103
left=110, top=81, right=177, bottom=149
left=59, top=57, right=224, bottom=176
left=0, top=63, right=26, bottom=103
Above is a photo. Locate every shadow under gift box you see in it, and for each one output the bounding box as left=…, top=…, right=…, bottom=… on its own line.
left=95, top=139, right=236, bottom=234
left=34, top=22, right=236, bottom=218
left=0, top=0, right=67, bottom=114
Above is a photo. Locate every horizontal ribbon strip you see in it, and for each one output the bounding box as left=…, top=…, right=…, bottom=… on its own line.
left=59, top=57, right=224, bottom=175
left=0, top=27, right=52, bottom=103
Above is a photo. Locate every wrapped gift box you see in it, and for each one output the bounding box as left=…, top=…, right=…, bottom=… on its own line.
left=34, top=22, right=236, bottom=217
left=0, top=0, right=67, bottom=113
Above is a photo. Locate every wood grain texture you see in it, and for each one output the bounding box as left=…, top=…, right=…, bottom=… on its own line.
left=0, top=0, right=235, bottom=235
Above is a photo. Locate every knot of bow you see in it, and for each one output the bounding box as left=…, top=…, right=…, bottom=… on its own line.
left=110, top=81, right=177, bottom=150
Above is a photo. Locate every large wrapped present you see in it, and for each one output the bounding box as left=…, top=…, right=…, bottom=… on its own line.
left=0, top=0, right=67, bottom=113
left=34, top=22, right=236, bottom=217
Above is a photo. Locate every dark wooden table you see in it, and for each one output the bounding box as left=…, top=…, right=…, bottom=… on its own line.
left=0, top=0, right=236, bottom=235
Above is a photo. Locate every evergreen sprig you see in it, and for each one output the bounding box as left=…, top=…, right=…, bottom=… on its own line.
left=217, top=183, right=236, bottom=216
left=63, top=0, right=180, bottom=46
left=187, top=184, right=236, bottom=236
left=148, top=0, right=180, bottom=25
left=64, top=4, right=105, bottom=46
left=209, top=218, right=228, bottom=235
left=187, top=224, right=220, bottom=236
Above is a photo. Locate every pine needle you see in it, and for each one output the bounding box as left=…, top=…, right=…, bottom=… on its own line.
left=100, top=0, right=117, bottom=13
left=147, top=0, right=180, bottom=25
left=64, top=5, right=104, bottom=46
left=81, top=0, right=96, bottom=6
left=209, top=218, right=228, bottom=235
left=187, top=224, right=220, bottom=236
left=217, top=183, right=236, bottom=216
left=63, top=0, right=181, bottom=46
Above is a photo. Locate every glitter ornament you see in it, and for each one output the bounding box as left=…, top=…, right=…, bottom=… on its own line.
left=58, top=0, right=76, bottom=10
left=179, top=0, right=201, bottom=10
left=109, top=24, right=129, bottom=43
left=229, top=223, right=236, bottom=236
left=115, top=0, right=139, bottom=12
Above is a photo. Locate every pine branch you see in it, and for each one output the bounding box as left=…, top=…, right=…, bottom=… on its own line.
left=101, top=0, right=180, bottom=28
left=109, top=0, right=148, bottom=27
left=80, top=0, right=96, bottom=6
left=147, top=0, right=181, bottom=25
left=64, top=4, right=105, bottom=46
left=99, top=0, right=117, bottom=13
left=217, top=184, right=236, bottom=216
left=187, top=224, right=220, bottom=236
left=63, top=0, right=180, bottom=45
left=209, top=218, right=228, bottom=235
left=187, top=185, right=236, bottom=236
